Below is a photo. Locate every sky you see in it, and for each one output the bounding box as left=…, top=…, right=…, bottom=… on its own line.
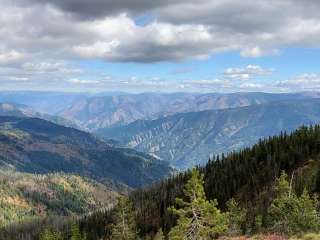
left=0, top=0, right=320, bottom=93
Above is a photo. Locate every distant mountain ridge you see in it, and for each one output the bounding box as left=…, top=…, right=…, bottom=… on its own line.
left=0, top=91, right=87, bottom=114
left=0, top=102, right=79, bottom=129
left=0, top=91, right=319, bottom=131
left=98, top=98, right=320, bottom=169
left=0, top=116, right=172, bottom=188
left=59, top=92, right=320, bottom=130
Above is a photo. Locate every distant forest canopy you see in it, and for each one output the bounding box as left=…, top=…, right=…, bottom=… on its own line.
left=1, top=124, right=320, bottom=239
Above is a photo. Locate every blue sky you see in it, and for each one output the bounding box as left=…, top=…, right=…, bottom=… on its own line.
left=73, top=48, right=320, bottom=93
left=0, top=0, right=320, bottom=93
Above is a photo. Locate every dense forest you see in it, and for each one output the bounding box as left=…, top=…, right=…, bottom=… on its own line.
left=1, top=125, right=320, bottom=239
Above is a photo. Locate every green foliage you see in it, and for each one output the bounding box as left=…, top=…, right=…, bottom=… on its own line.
left=267, top=172, right=320, bottom=235
left=39, top=228, right=63, bottom=240
left=168, top=169, right=228, bottom=239
left=0, top=116, right=171, bottom=189
left=226, top=198, right=247, bottom=236
left=0, top=170, right=118, bottom=227
left=153, top=229, right=165, bottom=240
left=111, top=196, right=138, bottom=240
left=71, top=222, right=86, bottom=240
left=131, top=125, right=320, bottom=236
left=2, top=125, right=320, bottom=239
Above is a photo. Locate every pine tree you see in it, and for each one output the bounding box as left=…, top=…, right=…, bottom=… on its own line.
left=267, top=172, right=320, bottom=234
left=39, top=229, right=54, bottom=240
left=39, top=229, right=63, bottom=240
left=168, top=169, right=228, bottom=240
left=111, top=196, right=138, bottom=240
left=226, top=198, right=246, bottom=236
left=314, top=166, right=320, bottom=193
left=71, top=222, right=83, bottom=240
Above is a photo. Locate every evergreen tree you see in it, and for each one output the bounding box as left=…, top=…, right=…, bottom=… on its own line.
left=168, top=169, right=228, bottom=240
left=71, top=222, right=84, bottom=240
left=267, top=172, right=320, bottom=234
left=111, top=196, right=138, bottom=240
left=226, top=198, right=246, bottom=236
left=39, top=229, right=63, bottom=240
left=314, top=166, right=320, bottom=193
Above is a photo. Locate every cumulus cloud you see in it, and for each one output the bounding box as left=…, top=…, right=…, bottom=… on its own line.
left=21, top=0, right=183, bottom=20
left=276, top=73, right=320, bottom=91
left=8, top=76, right=29, bottom=81
left=0, top=50, right=26, bottom=66
left=239, top=82, right=264, bottom=89
left=223, top=65, right=274, bottom=81
left=22, top=62, right=82, bottom=74
left=67, top=78, right=100, bottom=84
left=240, top=47, right=279, bottom=58
left=71, top=16, right=214, bottom=62
left=1, top=0, right=320, bottom=91
left=2, top=0, right=320, bottom=64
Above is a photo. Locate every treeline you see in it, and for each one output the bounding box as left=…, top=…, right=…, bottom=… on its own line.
left=1, top=125, right=320, bottom=239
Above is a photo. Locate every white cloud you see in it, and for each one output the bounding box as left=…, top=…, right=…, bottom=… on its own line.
left=8, top=76, right=29, bottom=81
left=73, top=41, right=120, bottom=59
left=1, top=0, right=320, bottom=65
left=276, top=73, right=320, bottom=91
left=0, top=0, right=320, bottom=92
left=223, top=65, right=274, bottom=81
left=0, top=50, right=26, bottom=66
left=239, top=82, right=264, bottom=89
left=71, top=16, right=214, bottom=62
left=67, top=78, right=100, bottom=84
left=184, top=79, right=229, bottom=86
left=22, top=62, right=82, bottom=74
left=240, top=47, right=279, bottom=58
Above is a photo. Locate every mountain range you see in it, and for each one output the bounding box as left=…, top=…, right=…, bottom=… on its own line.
left=59, top=92, right=320, bottom=130
left=0, top=91, right=86, bottom=115
left=0, top=102, right=79, bottom=129
left=98, top=98, right=320, bottom=169
left=1, top=91, right=320, bottom=170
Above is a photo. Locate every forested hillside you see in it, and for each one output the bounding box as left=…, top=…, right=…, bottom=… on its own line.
left=0, top=116, right=172, bottom=188
left=0, top=170, right=118, bottom=227
left=2, top=124, right=320, bottom=239
left=129, top=124, right=320, bottom=236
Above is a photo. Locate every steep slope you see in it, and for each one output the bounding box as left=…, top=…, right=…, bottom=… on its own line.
left=2, top=125, right=320, bottom=240
left=0, top=116, right=172, bottom=188
left=0, top=102, right=79, bottom=129
left=0, top=170, right=118, bottom=227
left=99, top=99, right=320, bottom=169
left=0, top=103, right=33, bottom=117
left=60, top=92, right=317, bottom=130
left=128, top=125, right=320, bottom=237
left=0, top=91, right=86, bottom=115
